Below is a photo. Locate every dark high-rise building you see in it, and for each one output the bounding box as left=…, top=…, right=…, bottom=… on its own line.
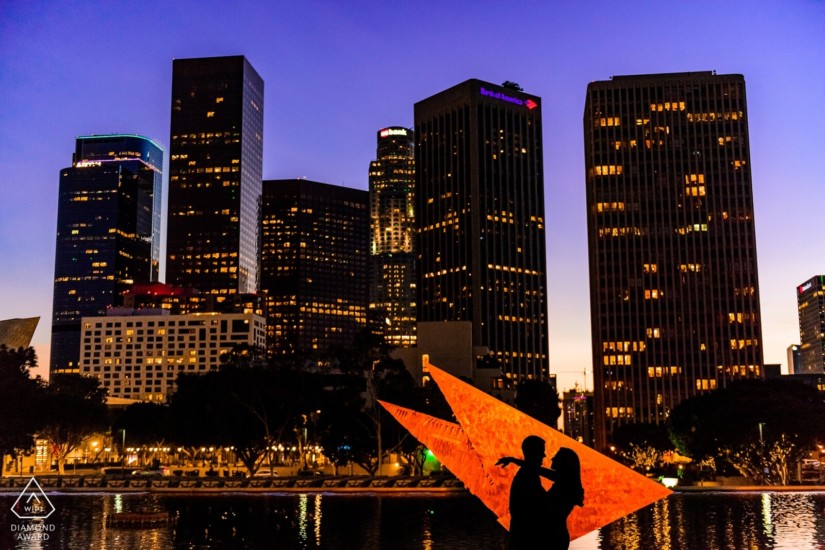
left=50, top=134, right=163, bottom=374
left=369, top=126, right=416, bottom=347
left=415, top=79, right=549, bottom=381
left=562, top=389, right=595, bottom=447
left=166, top=55, right=264, bottom=295
left=584, top=72, right=763, bottom=449
left=261, top=179, right=369, bottom=355
left=797, top=275, right=825, bottom=373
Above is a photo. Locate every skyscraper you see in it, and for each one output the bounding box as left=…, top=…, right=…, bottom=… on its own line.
left=584, top=72, right=763, bottom=449
left=261, top=179, right=369, bottom=356
left=369, top=126, right=416, bottom=347
left=50, top=134, right=163, bottom=374
left=415, top=79, right=549, bottom=381
left=166, top=55, right=264, bottom=295
left=797, top=275, right=825, bottom=373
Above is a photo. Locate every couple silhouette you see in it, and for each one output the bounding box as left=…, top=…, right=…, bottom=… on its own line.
left=497, top=436, right=585, bottom=550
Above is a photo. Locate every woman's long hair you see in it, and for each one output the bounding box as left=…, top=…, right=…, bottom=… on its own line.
left=552, top=447, right=585, bottom=507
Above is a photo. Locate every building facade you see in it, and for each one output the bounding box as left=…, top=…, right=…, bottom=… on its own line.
left=787, top=344, right=802, bottom=374
left=79, top=311, right=265, bottom=402
left=166, top=55, right=264, bottom=295
left=584, top=72, right=763, bottom=448
left=261, top=179, right=369, bottom=356
left=562, top=389, right=595, bottom=447
left=414, top=79, right=549, bottom=381
left=797, top=275, right=825, bottom=373
left=369, top=126, right=417, bottom=347
left=50, top=134, right=163, bottom=374
left=121, top=282, right=265, bottom=318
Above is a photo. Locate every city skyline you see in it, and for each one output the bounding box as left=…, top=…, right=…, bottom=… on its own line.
left=1, top=1, right=823, bottom=392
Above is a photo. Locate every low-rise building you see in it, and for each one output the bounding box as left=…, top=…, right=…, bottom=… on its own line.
left=79, top=310, right=265, bottom=402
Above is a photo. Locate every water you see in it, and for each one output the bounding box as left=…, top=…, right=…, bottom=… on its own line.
left=2, top=491, right=825, bottom=549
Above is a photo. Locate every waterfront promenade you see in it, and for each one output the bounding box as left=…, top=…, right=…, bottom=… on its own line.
left=0, top=474, right=467, bottom=494
left=4, top=472, right=825, bottom=495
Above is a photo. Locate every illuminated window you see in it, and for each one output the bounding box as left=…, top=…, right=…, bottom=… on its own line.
left=206, top=111, right=215, bottom=118
left=649, top=101, right=685, bottom=112
left=596, top=117, right=621, bottom=127
left=593, top=165, right=623, bottom=176
left=612, top=140, right=637, bottom=150
left=696, top=379, right=718, bottom=390
left=644, top=289, right=663, bottom=300
left=597, top=227, right=643, bottom=238
left=646, top=328, right=661, bottom=338
left=643, top=263, right=657, bottom=273
left=596, top=202, right=625, bottom=213
left=729, top=338, right=759, bottom=350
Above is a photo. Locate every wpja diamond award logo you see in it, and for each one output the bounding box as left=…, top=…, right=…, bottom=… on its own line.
left=8, top=478, right=56, bottom=541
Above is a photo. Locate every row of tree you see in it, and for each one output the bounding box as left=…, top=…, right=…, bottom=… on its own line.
left=1, top=334, right=561, bottom=478
left=611, top=378, right=825, bottom=485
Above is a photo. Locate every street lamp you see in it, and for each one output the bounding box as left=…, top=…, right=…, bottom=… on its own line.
left=757, top=422, right=766, bottom=484
left=119, top=429, right=126, bottom=470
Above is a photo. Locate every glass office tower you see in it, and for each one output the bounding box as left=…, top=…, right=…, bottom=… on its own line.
left=369, top=126, right=417, bottom=347
left=415, top=79, right=549, bottom=382
left=584, top=72, right=763, bottom=448
left=166, top=55, right=264, bottom=295
left=50, top=134, right=163, bottom=374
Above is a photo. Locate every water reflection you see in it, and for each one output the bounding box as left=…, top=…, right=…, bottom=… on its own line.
left=600, top=492, right=825, bottom=550
left=2, top=491, right=825, bottom=549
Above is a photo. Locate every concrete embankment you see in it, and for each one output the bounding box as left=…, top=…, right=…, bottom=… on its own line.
left=0, top=475, right=467, bottom=494
left=674, top=484, right=825, bottom=493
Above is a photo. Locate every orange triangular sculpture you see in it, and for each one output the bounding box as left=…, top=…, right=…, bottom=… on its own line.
left=380, top=361, right=672, bottom=540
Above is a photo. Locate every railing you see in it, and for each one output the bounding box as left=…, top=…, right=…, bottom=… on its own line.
left=0, top=474, right=466, bottom=491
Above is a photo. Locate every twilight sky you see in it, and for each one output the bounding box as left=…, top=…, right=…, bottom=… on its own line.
left=1, top=1, right=823, bottom=390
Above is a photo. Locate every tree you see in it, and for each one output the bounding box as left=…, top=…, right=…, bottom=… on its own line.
left=168, top=355, right=322, bottom=476
left=170, top=370, right=268, bottom=475
left=323, top=329, right=419, bottom=475
left=723, top=434, right=805, bottom=486
left=502, top=80, right=523, bottom=91
left=0, top=346, right=44, bottom=476
left=611, top=422, right=672, bottom=473
left=515, top=379, right=561, bottom=427
left=668, top=379, right=825, bottom=484
left=39, top=374, right=108, bottom=475
left=112, top=402, right=171, bottom=467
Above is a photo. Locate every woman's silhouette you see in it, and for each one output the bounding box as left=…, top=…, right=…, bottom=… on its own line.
left=498, top=438, right=584, bottom=549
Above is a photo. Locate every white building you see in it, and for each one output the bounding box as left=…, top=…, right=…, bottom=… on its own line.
left=79, top=310, right=266, bottom=402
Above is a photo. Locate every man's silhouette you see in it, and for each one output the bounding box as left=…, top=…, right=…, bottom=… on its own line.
left=499, top=437, right=584, bottom=549
left=506, top=435, right=548, bottom=549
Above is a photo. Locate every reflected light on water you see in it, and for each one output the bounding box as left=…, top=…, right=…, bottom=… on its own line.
left=5, top=491, right=825, bottom=549
left=314, top=494, right=322, bottom=547
left=762, top=493, right=772, bottom=538
left=298, top=493, right=308, bottom=544
left=422, top=512, right=432, bottom=550
left=598, top=492, right=825, bottom=550
left=651, top=493, right=671, bottom=550
left=769, top=492, right=819, bottom=550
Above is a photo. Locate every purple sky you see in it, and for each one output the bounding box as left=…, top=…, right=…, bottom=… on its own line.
left=1, top=1, right=823, bottom=390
